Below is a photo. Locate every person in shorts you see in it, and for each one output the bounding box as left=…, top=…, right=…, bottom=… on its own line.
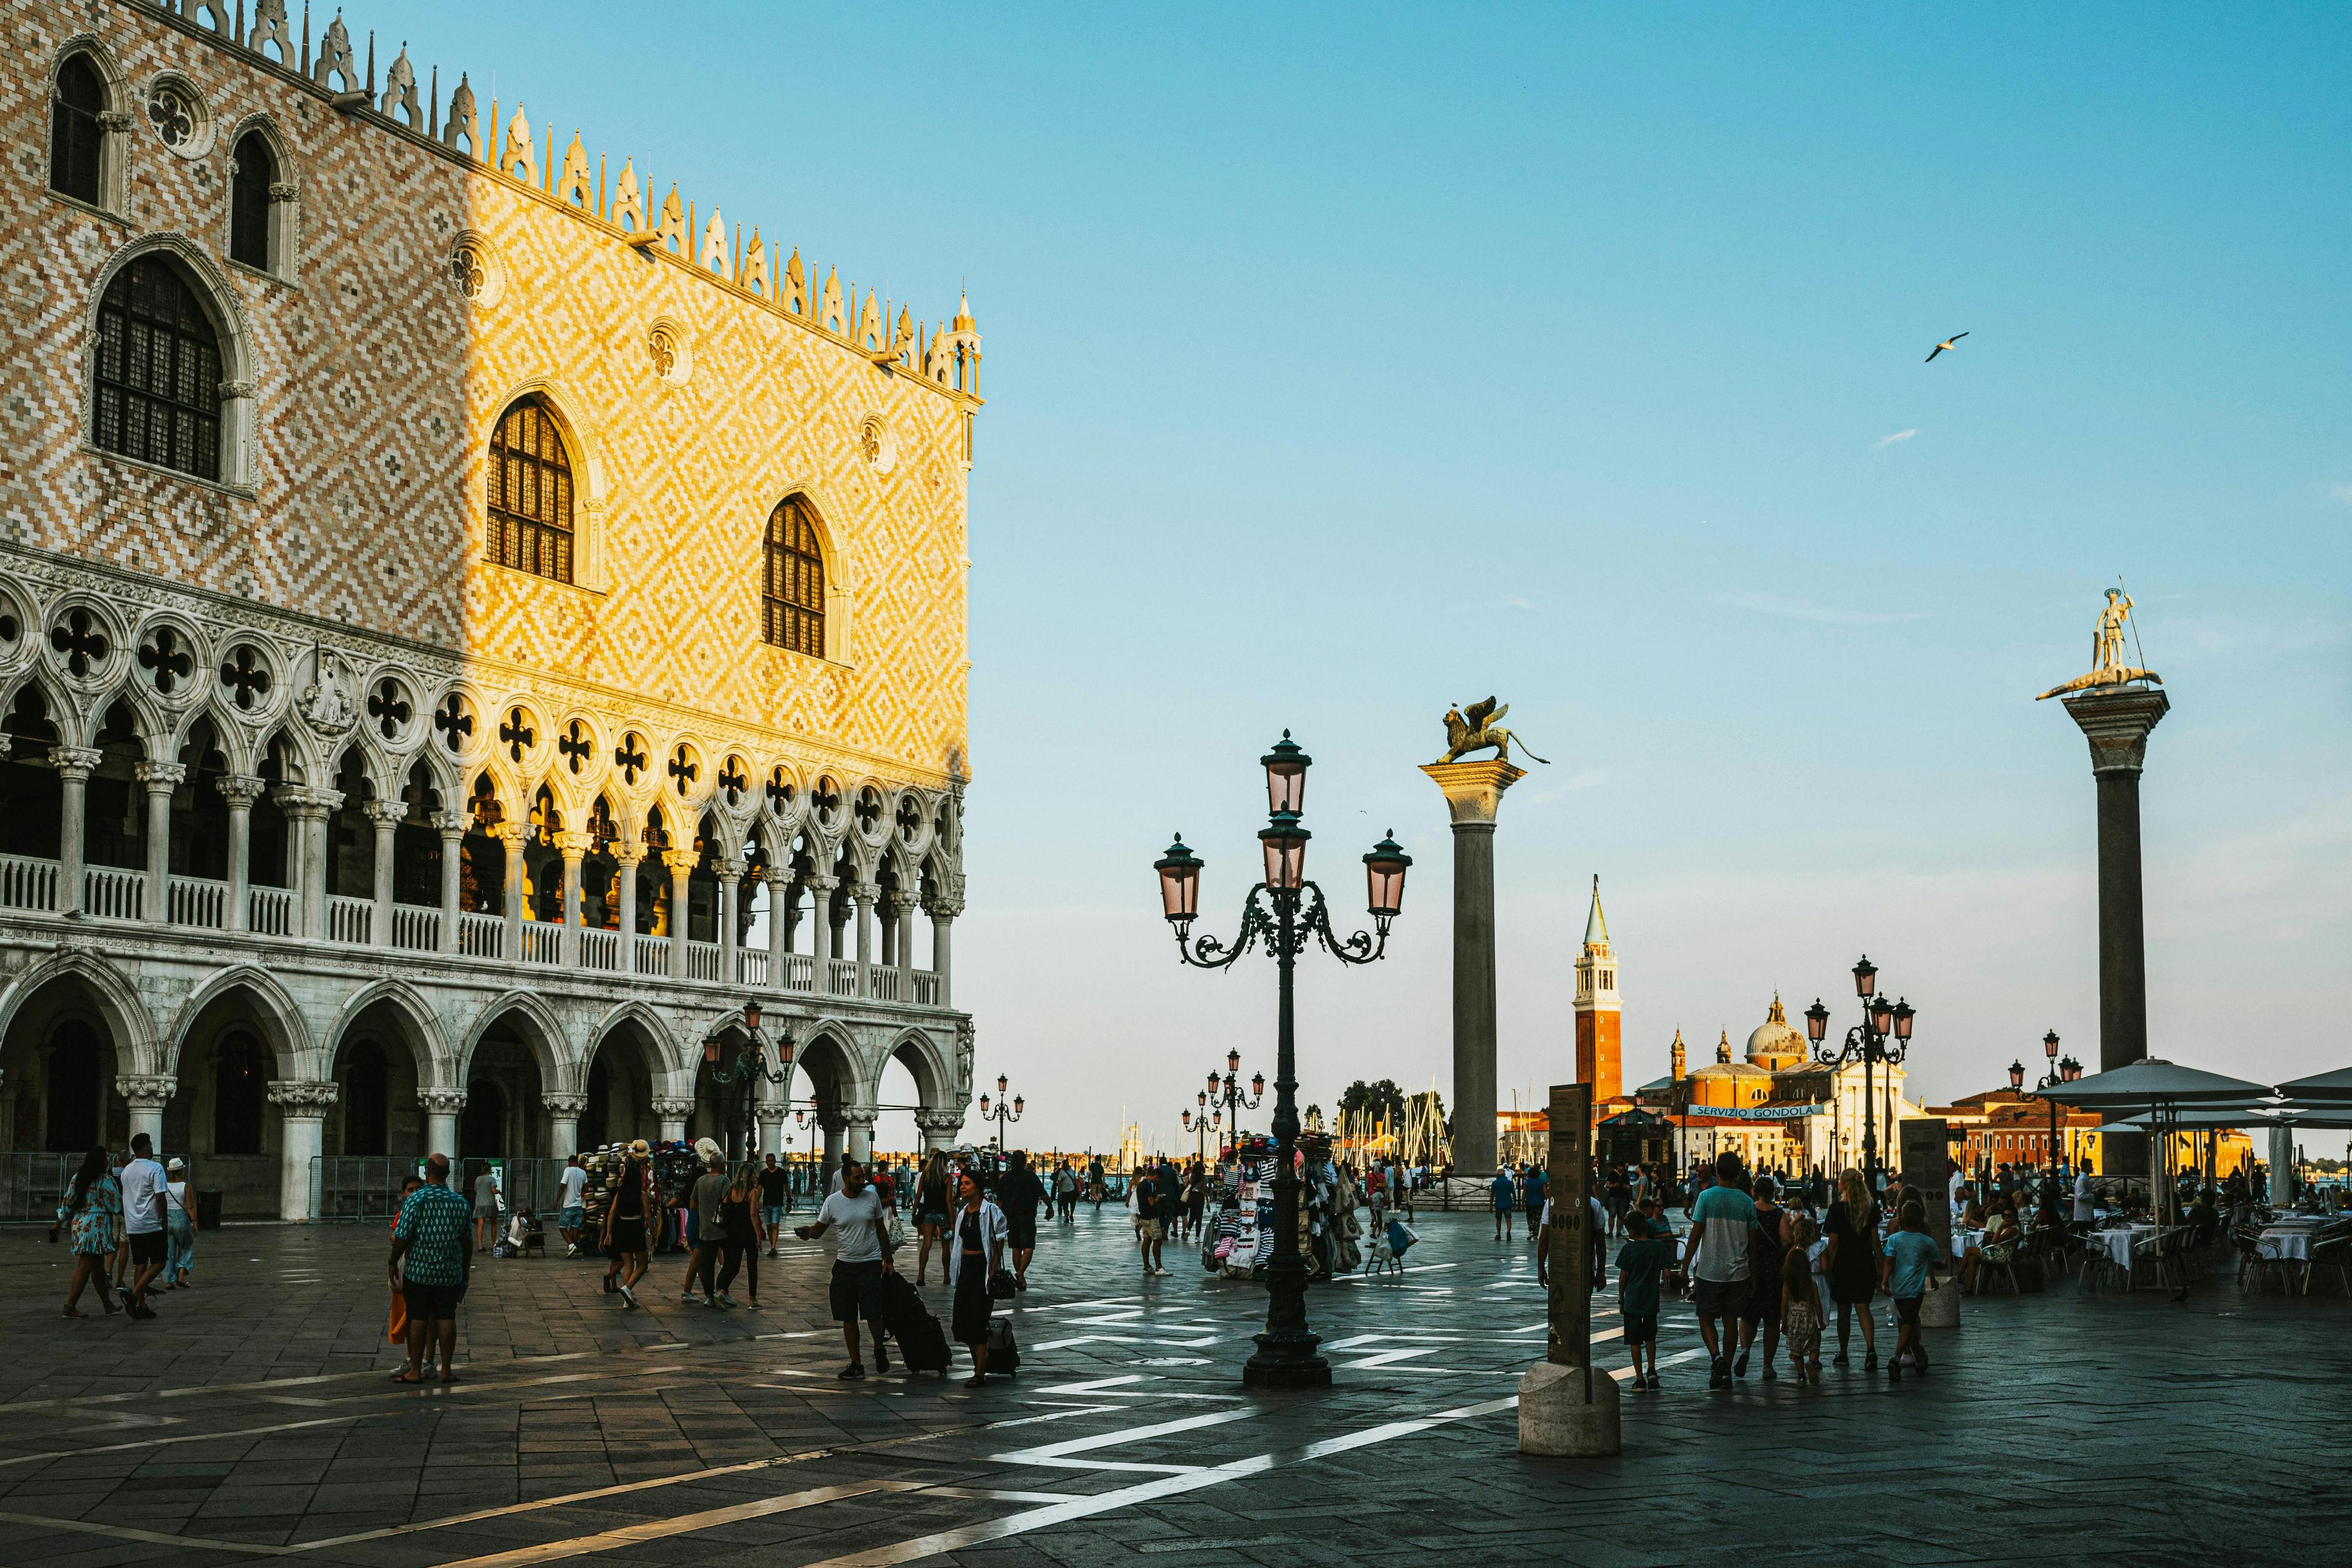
left=555, top=1155, right=587, bottom=1258
left=388, top=1153, right=470, bottom=1382
left=797, top=1159, right=895, bottom=1378
left=757, top=1154, right=791, bottom=1256
left=1132, top=1169, right=1164, bottom=1275
left=1880, top=1199, right=1942, bottom=1382
left=1615, top=1214, right=1671, bottom=1389
left=118, top=1134, right=169, bottom=1320
left=1681, top=1151, right=1755, bottom=1389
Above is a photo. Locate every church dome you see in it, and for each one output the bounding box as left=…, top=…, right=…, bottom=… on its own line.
left=1746, top=993, right=1807, bottom=1068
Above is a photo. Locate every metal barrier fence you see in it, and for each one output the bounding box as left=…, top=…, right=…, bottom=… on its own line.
left=0, top=1153, right=76, bottom=1224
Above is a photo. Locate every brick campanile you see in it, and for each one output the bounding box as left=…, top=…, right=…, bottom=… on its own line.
left=1573, top=877, right=1622, bottom=1104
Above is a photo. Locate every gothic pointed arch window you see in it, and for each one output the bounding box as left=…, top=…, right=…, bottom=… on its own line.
left=487, top=395, right=574, bottom=582
left=228, top=128, right=277, bottom=272
left=50, top=53, right=108, bottom=205
left=93, top=254, right=224, bottom=481
left=761, top=494, right=826, bottom=657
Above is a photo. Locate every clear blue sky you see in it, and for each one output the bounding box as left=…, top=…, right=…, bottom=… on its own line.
left=398, top=1, right=2350, bottom=1153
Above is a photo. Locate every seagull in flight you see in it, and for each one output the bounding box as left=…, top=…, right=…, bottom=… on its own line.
left=1925, top=331, right=1969, bottom=363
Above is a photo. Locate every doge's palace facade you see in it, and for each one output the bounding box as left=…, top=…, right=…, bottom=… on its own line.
left=0, top=0, right=982, bottom=1216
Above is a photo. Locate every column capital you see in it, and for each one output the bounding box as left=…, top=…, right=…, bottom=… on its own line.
left=889, top=892, right=922, bottom=916
left=928, top=896, right=965, bottom=921
left=363, top=799, right=409, bottom=827
left=851, top=880, right=880, bottom=904
left=2061, top=686, right=2171, bottom=776
left=497, top=823, right=532, bottom=850
left=609, top=839, right=647, bottom=867
left=762, top=864, right=796, bottom=889
left=274, top=785, right=344, bottom=819
left=1419, top=759, right=1526, bottom=827
left=429, top=809, right=469, bottom=837
left=217, top=773, right=270, bottom=808
left=542, top=1092, right=590, bottom=1117
left=914, top=1109, right=964, bottom=1137
left=553, top=829, right=597, bottom=859
left=50, top=745, right=102, bottom=780
left=137, top=760, right=189, bottom=791
left=801, top=871, right=838, bottom=894
left=840, top=1109, right=879, bottom=1132
left=417, top=1087, right=469, bottom=1115
left=114, top=1074, right=176, bottom=1111
left=266, top=1079, right=341, bottom=1115
left=661, top=849, right=699, bottom=877
left=648, top=1096, right=698, bottom=1120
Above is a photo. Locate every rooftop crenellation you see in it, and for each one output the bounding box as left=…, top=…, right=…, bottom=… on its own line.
left=123, top=0, right=981, bottom=401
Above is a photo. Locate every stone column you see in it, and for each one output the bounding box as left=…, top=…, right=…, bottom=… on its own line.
left=892, top=895, right=919, bottom=998
left=51, top=746, right=101, bottom=914
left=613, top=842, right=644, bottom=971
left=418, top=1088, right=467, bottom=1179
left=915, top=1108, right=963, bottom=1157
left=554, top=830, right=593, bottom=966
left=843, top=1109, right=877, bottom=1168
left=115, top=1075, right=176, bottom=1156
left=651, top=1096, right=695, bottom=1143
left=765, top=867, right=794, bottom=993
left=219, top=774, right=266, bottom=932
left=2062, top=685, right=2169, bottom=1172
left=853, top=881, right=878, bottom=998
left=663, top=850, right=697, bottom=978
left=715, top=867, right=742, bottom=981
left=137, top=761, right=186, bottom=924
left=818, top=1114, right=846, bottom=1189
left=268, top=1080, right=339, bottom=1222
left=543, top=1092, right=588, bottom=1159
left=432, top=810, right=467, bottom=954
left=275, top=785, right=341, bottom=940
left=805, top=873, right=837, bottom=992
left=929, top=898, right=960, bottom=1008
left=501, top=824, right=529, bottom=959
left=365, top=800, right=404, bottom=946
left=1420, top=758, right=1526, bottom=1179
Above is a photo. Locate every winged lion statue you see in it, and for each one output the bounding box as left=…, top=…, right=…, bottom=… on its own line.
left=1438, top=697, right=1550, bottom=766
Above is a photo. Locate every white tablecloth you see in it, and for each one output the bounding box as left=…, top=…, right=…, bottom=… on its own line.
left=2092, top=1225, right=2154, bottom=1267
left=2257, top=1222, right=2335, bottom=1262
left=1952, top=1228, right=1983, bottom=1260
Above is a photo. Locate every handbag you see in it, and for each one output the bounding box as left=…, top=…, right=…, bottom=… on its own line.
left=988, top=1265, right=1018, bottom=1299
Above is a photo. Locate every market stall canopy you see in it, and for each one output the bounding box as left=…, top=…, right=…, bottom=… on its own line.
left=2271, top=1066, right=2352, bottom=1106
left=2044, top=1058, right=2267, bottom=1111
left=2093, top=1104, right=2352, bottom=1133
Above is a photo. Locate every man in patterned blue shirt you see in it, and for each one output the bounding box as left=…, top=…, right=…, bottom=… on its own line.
left=389, top=1153, right=470, bottom=1384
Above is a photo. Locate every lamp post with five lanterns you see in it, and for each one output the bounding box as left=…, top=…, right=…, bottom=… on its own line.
left=1204, top=1049, right=1264, bottom=1142
left=1153, top=730, right=1411, bottom=1390
left=1803, top=957, right=1916, bottom=1186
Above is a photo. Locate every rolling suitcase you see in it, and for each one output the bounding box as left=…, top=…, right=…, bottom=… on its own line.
left=985, top=1314, right=1019, bottom=1378
left=881, top=1271, right=952, bottom=1376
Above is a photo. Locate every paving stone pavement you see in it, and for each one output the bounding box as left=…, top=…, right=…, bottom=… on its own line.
left=0, top=1204, right=2342, bottom=1567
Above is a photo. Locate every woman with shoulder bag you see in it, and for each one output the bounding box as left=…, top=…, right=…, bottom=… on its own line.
left=914, top=1152, right=953, bottom=1286
left=944, top=1170, right=1011, bottom=1387
left=1822, top=1167, right=1882, bottom=1371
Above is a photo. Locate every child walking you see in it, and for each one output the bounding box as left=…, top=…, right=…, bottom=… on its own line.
left=1880, top=1200, right=1942, bottom=1382
left=1613, top=1214, right=1672, bottom=1389
left=1781, top=1239, right=1824, bottom=1385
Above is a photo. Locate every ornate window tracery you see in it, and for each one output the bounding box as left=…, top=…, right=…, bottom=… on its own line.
left=92, top=254, right=224, bottom=481
left=486, top=396, right=574, bottom=582
left=761, top=494, right=824, bottom=657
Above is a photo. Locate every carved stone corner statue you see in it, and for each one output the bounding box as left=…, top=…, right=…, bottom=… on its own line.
left=298, top=647, right=360, bottom=736
left=1437, top=696, right=1550, bottom=766
left=2037, top=587, right=2162, bottom=700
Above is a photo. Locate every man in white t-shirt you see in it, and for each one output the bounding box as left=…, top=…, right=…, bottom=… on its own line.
left=556, top=1156, right=589, bottom=1257
left=119, top=1133, right=168, bottom=1320
left=797, top=1160, right=896, bottom=1379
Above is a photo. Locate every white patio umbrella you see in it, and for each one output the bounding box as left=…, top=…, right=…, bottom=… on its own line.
left=2047, top=1060, right=2270, bottom=1226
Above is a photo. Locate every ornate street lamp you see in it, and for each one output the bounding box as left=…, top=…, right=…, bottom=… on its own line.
left=2014, top=1030, right=2079, bottom=1176
left=1153, top=731, right=1409, bottom=1390
left=701, top=1000, right=792, bottom=1165
left=978, top=1072, right=1024, bottom=1155
left=1806, top=955, right=1918, bottom=1184
left=1206, top=1060, right=1264, bottom=1140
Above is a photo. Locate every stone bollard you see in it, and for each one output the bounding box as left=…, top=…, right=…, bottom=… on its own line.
left=1517, top=1361, right=1621, bottom=1457
left=1920, top=1277, right=1962, bottom=1328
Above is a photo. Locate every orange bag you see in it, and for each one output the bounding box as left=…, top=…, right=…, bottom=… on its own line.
left=388, top=1287, right=407, bottom=1343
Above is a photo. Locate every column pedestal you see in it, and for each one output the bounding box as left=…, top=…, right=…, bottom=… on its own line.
left=268, top=1080, right=339, bottom=1222
left=1420, top=760, right=1525, bottom=1178
left=2062, top=684, right=2168, bottom=1171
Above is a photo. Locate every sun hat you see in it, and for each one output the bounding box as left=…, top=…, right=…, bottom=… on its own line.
left=628, top=1137, right=651, bottom=1157
left=165, top=1157, right=186, bottom=1174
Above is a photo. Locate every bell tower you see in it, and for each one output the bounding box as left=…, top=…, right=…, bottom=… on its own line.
left=1572, top=876, right=1622, bottom=1103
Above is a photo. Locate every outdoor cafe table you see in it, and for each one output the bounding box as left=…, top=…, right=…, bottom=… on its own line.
left=2257, top=1216, right=2340, bottom=1262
